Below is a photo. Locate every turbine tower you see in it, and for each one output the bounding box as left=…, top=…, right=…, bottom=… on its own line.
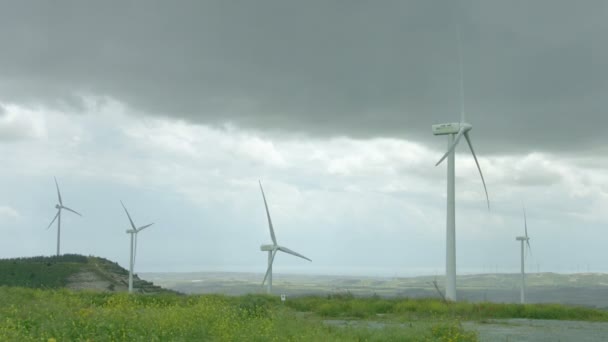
left=432, top=29, right=489, bottom=301
left=121, top=201, right=153, bottom=294
left=516, top=207, right=532, bottom=304
left=259, top=181, right=311, bottom=294
left=46, top=177, right=82, bottom=256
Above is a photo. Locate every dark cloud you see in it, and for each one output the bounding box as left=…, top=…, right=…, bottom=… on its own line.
left=1, top=1, right=607, bottom=153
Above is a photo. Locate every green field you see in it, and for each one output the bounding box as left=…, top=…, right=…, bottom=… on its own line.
left=3, top=256, right=608, bottom=341
left=3, top=286, right=608, bottom=341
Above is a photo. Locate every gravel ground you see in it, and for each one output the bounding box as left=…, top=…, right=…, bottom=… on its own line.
left=464, top=319, right=608, bottom=342
left=324, top=318, right=608, bottom=341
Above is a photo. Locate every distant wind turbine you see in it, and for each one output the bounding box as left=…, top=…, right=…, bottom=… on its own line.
left=259, top=181, right=311, bottom=294
left=516, top=207, right=532, bottom=304
left=121, top=201, right=154, bottom=294
left=46, top=177, right=82, bottom=256
left=432, top=28, right=490, bottom=301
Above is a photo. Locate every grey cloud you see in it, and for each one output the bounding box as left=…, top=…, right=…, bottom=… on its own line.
left=511, top=169, right=562, bottom=187
left=0, top=113, right=44, bottom=141
left=1, top=1, right=607, bottom=153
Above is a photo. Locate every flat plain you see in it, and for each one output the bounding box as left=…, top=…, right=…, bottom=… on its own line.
left=141, top=271, right=608, bottom=308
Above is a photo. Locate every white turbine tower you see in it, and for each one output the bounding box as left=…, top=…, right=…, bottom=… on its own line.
left=121, top=201, right=153, bottom=294
left=46, top=177, right=82, bottom=256
left=432, top=29, right=489, bottom=301
left=516, top=207, right=532, bottom=304
left=259, top=181, right=311, bottom=294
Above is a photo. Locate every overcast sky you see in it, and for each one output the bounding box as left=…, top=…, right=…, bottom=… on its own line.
left=0, top=1, right=607, bottom=278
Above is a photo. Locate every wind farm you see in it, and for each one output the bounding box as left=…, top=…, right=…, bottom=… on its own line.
left=2, top=1, right=608, bottom=340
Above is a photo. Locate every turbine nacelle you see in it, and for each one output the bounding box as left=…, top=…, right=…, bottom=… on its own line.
left=55, top=204, right=61, bottom=209
left=516, top=236, right=530, bottom=241
left=432, top=122, right=472, bottom=136
left=260, top=244, right=275, bottom=252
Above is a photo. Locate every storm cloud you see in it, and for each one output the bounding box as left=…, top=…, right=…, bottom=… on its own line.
left=1, top=1, right=607, bottom=153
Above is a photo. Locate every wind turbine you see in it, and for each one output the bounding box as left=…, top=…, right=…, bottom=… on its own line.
left=259, top=181, right=311, bottom=294
left=121, top=201, right=153, bottom=294
left=432, top=29, right=490, bottom=301
left=46, top=177, right=82, bottom=256
left=516, top=207, right=532, bottom=304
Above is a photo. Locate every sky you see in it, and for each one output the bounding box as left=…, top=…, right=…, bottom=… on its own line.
left=0, top=1, right=607, bottom=277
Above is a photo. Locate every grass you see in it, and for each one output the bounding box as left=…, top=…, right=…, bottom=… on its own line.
left=286, top=293, right=608, bottom=322
left=0, top=287, right=478, bottom=341
left=3, top=287, right=608, bottom=341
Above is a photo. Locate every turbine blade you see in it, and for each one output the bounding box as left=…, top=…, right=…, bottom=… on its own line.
left=261, top=249, right=277, bottom=286
left=523, top=207, right=529, bottom=238
left=464, top=132, right=490, bottom=210
left=526, top=239, right=532, bottom=259
left=435, top=127, right=465, bottom=166
left=120, top=201, right=137, bottom=230
left=137, top=223, right=154, bottom=232
left=46, top=211, right=60, bottom=230
left=278, top=246, right=312, bottom=262
left=457, top=27, right=466, bottom=123
left=54, top=177, right=63, bottom=205
left=259, top=181, right=277, bottom=245
left=62, top=206, right=82, bottom=217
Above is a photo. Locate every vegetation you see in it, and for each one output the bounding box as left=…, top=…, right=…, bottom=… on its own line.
left=0, top=254, right=88, bottom=288
left=0, top=287, right=478, bottom=341
left=3, top=287, right=608, bottom=341
left=0, top=255, right=172, bottom=294
left=286, top=293, right=608, bottom=322
left=2, top=256, right=606, bottom=340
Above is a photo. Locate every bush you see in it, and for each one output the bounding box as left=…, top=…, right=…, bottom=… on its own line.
left=429, top=321, right=479, bottom=342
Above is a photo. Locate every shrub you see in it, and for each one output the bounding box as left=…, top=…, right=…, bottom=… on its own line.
left=429, top=321, right=479, bottom=342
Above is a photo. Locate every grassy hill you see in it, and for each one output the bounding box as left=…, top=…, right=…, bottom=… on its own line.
left=0, top=254, right=174, bottom=294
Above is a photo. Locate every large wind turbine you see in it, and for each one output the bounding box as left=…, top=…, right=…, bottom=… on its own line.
left=516, top=207, right=532, bottom=304
left=121, top=201, right=154, bottom=294
left=432, top=30, right=490, bottom=301
left=259, top=181, right=311, bottom=294
left=46, top=177, right=82, bottom=256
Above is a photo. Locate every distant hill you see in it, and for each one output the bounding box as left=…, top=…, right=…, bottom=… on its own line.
left=143, top=271, right=608, bottom=308
left=0, top=254, right=176, bottom=294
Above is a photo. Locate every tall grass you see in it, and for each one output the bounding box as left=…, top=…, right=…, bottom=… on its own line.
left=0, top=287, right=478, bottom=341
left=286, top=295, right=608, bottom=321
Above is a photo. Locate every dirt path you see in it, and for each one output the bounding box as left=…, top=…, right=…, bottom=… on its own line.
left=464, top=319, right=608, bottom=342
left=66, top=261, right=128, bottom=292
left=66, top=271, right=114, bottom=291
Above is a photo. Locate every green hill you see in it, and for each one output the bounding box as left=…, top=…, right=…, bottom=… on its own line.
left=0, top=254, right=175, bottom=294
